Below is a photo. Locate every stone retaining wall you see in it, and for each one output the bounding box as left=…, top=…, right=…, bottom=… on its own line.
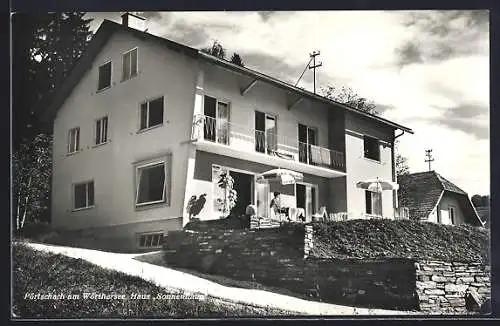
left=415, top=260, right=491, bottom=313
left=163, top=223, right=490, bottom=313
left=164, top=224, right=418, bottom=310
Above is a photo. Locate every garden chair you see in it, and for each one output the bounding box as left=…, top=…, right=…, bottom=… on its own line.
left=312, top=206, right=328, bottom=222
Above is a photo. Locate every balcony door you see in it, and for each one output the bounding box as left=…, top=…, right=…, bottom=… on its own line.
left=298, top=124, right=317, bottom=164
left=255, top=111, right=277, bottom=154
left=204, top=95, right=230, bottom=145
left=296, top=183, right=317, bottom=222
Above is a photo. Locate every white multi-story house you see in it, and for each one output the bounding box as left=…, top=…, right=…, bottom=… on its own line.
left=43, top=14, right=413, bottom=250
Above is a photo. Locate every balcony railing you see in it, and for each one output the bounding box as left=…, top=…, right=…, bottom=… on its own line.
left=192, top=114, right=345, bottom=171
left=395, top=207, right=410, bottom=220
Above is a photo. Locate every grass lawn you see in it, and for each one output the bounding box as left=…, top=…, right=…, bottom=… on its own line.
left=12, top=243, right=293, bottom=318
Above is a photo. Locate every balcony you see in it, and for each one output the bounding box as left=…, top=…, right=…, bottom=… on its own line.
left=191, top=115, right=346, bottom=178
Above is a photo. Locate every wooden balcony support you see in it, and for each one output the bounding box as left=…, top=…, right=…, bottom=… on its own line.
left=240, top=79, right=258, bottom=96
left=288, top=96, right=304, bottom=110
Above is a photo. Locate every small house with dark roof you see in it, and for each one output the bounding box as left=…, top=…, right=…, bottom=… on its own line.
left=398, top=171, right=483, bottom=226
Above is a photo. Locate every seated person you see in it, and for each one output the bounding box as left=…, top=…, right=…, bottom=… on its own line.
left=269, top=192, right=282, bottom=220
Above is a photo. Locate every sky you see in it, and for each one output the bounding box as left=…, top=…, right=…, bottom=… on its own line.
left=86, top=11, right=490, bottom=196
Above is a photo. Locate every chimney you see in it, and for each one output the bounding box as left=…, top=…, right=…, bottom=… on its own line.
left=121, top=12, right=147, bottom=31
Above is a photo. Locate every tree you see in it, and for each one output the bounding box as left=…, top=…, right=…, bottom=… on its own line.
left=321, top=85, right=378, bottom=115
left=230, top=53, right=244, bottom=67
left=201, top=40, right=226, bottom=59
left=13, top=134, right=52, bottom=231
left=201, top=40, right=245, bottom=66
left=395, top=140, right=410, bottom=177
left=471, top=194, right=482, bottom=207
left=471, top=194, right=490, bottom=208
left=12, top=13, right=93, bottom=230
left=12, top=12, right=93, bottom=150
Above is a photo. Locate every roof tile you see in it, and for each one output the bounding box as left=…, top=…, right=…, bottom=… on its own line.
left=398, top=171, right=482, bottom=226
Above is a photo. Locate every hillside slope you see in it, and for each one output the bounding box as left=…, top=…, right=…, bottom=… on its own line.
left=311, top=219, right=489, bottom=263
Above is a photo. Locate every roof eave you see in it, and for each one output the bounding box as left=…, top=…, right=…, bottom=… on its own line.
left=41, top=18, right=414, bottom=136
left=199, top=52, right=414, bottom=134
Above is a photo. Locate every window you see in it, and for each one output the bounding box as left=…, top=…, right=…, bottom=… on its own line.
left=136, top=161, right=166, bottom=206
left=137, top=232, right=164, bottom=248
left=449, top=206, right=456, bottom=224
left=298, top=124, right=318, bottom=164
left=95, top=116, right=108, bottom=145
left=74, top=181, right=94, bottom=209
left=203, top=95, right=230, bottom=144
left=68, top=127, right=80, bottom=153
left=365, top=190, right=382, bottom=216
left=255, top=111, right=277, bottom=154
left=122, top=48, right=138, bottom=81
left=140, top=97, right=164, bottom=130
left=98, top=61, right=112, bottom=91
left=363, top=136, right=380, bottom=161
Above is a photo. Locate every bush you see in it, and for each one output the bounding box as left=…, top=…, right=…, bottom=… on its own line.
left=311, top=219, right=489, bottom=263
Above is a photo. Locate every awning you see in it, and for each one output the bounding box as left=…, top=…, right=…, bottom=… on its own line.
left=256, top=169, right=303, bottom=185
left=356, top=177, right=399, bottom=193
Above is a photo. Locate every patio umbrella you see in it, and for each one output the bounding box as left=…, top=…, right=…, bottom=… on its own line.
left=356, top=177, right=398, bottom=218
left=256, top=168, right=303, bottom=185
left=356, top=177, right=399, bottom=193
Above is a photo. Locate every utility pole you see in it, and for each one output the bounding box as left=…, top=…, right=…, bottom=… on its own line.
left=308, top=50, right=322, bottom=94
left=425, top=149, right=435, bottom=171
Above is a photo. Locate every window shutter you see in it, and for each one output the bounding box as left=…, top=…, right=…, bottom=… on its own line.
left=96, top=119, right=101, bottom=144
left=102, top=117, right=108, bottom=142
left=88, top=182, right=95, bottom=206
left=372, top=192, right=382, bottom=216
left=365, top=190, right=372, bottom=214
left=75, top=128, right=80, bottom=151
left=140, top=103, right=148, bottom=129
left=123, top=52, right=131, bottom=80
left=131, top=49, right=138, bottom=76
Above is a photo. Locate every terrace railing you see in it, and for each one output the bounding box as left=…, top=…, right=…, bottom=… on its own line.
left=192, top=114, right=345, bottom=171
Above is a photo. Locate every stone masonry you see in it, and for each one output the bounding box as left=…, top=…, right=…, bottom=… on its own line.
left=304, top=225, right=314, bottom=258
left=164, top=222, right=490, bottom=313
left=415, top=260, right=491, bottom=314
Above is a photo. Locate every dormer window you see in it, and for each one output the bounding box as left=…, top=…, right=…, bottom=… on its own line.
left=98, top=61, right=112, bottom=91
left=122, top=48, right=138, bottom=81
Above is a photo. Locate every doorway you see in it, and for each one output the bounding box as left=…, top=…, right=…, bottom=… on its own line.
left=298, top=124, right=317, bottom=164
left=229, top=170, right=254, bottom=217
left=255, top=111, right=277, bottom=154
left=204, top=95, right=230, bottom=145
left=296, top=183, right=317, bottom=221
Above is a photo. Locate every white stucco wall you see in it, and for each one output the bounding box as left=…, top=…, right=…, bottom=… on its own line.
left=438, top=194, right=466, bottom=225
left=344, top=112, right=395, bottom=218
left=52, top=30, right=198, bottom=230
left=200, top=62, right=331, bottom=153
left=428, top=205, right=439, bottom=223
left=428, top=193, right=466, bottom=225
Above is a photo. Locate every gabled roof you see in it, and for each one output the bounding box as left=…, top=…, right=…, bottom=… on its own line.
left=475, top=206, right=490, bottom=228
left=41, top=19, right=413, bottom=135
left=398, top=171, right=483, bottom=226
left=398, top=171, right=444, bottom=222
